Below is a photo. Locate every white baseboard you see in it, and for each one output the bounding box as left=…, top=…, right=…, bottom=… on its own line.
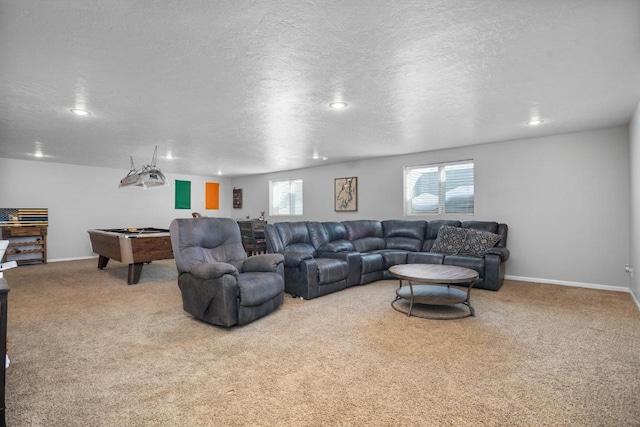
left=504, top=274, right=630, bottom=293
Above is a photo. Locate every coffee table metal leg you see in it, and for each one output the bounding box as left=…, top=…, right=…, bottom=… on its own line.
left=392, top=279, right=414, bottom=317
left=464, top=281, right=475, bottom=316
left=464, top=299, right=475, bottom=317
left=407, top=281, right=414, bottom=317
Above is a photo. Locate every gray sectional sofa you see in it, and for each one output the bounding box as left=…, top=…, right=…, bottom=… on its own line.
left=265, top=219, right=509, bottom=300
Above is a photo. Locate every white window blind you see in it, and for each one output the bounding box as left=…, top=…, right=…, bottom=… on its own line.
left=404, top=160, right=474, bottom=215
left=269, top=179, right=303, bottom=216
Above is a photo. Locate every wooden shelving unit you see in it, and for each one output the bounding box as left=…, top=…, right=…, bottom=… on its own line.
left=0, top=208, right=48, bottom=265
left=1, top=226, right=47, bottom=265
left=237, top=220, right=267, bottom=256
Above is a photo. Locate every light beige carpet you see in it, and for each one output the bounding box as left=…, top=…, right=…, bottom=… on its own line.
left=2, top=259, right=639, bottom=426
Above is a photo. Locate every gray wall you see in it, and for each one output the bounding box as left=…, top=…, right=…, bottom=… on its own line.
left=629, top=103, right=640, bottom=307
left=232, top=126, right=631, bottom=290
left=0, top=158, right=231, bottom=261
left=0, top=126, right=632, bottom=291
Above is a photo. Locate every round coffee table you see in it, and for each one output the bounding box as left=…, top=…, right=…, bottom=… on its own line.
left=389, top=264, right=479, bottom=319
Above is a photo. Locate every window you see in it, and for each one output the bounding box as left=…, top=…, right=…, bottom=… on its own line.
left=404, top=160, right=474, bottom=215
left=269, top=178, right=303, bottom=216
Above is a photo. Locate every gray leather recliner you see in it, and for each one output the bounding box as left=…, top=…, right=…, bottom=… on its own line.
left=170, top=217, right=285, bottom=327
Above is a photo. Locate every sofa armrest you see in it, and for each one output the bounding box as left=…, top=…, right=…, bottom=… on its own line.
left=242, top=253, right=285, bottom=272
left=485, top=247, right=510, bottom=262
left=190, top=262, right=239, bottom=280
left=284, top=251, right=313, bottom=267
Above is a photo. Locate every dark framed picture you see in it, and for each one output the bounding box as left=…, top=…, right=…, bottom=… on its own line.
left=233, top=188, right=243, bottom=209
left=335, top=177, right=357, bottom=211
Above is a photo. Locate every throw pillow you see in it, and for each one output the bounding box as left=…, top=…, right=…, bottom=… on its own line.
left=430, top=225, right=469, bottom=255
left=459, top=228, right=502, bottom=257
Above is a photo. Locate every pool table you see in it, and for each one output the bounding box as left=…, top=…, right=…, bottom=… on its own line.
left=87, top=228, right=173, bottom=284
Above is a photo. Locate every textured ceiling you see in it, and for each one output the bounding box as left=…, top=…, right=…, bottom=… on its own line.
left=1, top=0, right=639, bottom=177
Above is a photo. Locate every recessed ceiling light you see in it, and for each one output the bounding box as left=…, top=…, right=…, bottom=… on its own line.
left=70, top=108, right=91, bottom=116
left=527, top=118, right=544, bottom=125
left=329, top=101, right=348, bottom=109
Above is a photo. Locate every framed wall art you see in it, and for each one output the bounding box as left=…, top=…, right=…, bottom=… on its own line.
left=334, top=177, right=357, bottom=212
left=233, top=188, right=243, bottom=209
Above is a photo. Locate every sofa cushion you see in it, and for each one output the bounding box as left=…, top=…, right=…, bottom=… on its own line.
left=382, top=220, right=426, bottom=240
left=443, top=255, right=485, bottom=277
left=343, top=220, right=385, bottom=252
left=361, top=252, right=384, bottom=274
left=309, top=221, right=356, bottom=252
left=380, top=250, right=409, bottom=268
left=275, top=222, right=311, bottom=247
left=343, top=220, right=383, bottom=239
left=322, top=221, right=349, bottom=241
left=430, top=225, right=469, bottom=255
left=459, top=228, right=502, bottom=257
left=353, top=236, right=386, bottom=252
left=386, top=236, right=422, bottom=252
left=407, top=252, right=445, bottom=264
left=382, top=220, right=424, bottom=251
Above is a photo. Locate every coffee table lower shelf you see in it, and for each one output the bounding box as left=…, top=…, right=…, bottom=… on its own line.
left=391, top=284, right=475, bottom=320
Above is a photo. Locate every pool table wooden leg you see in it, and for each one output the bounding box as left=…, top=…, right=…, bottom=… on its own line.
left=127, top=263, right=144, bottom=285
left=97, top=255, right=109, bottom=269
